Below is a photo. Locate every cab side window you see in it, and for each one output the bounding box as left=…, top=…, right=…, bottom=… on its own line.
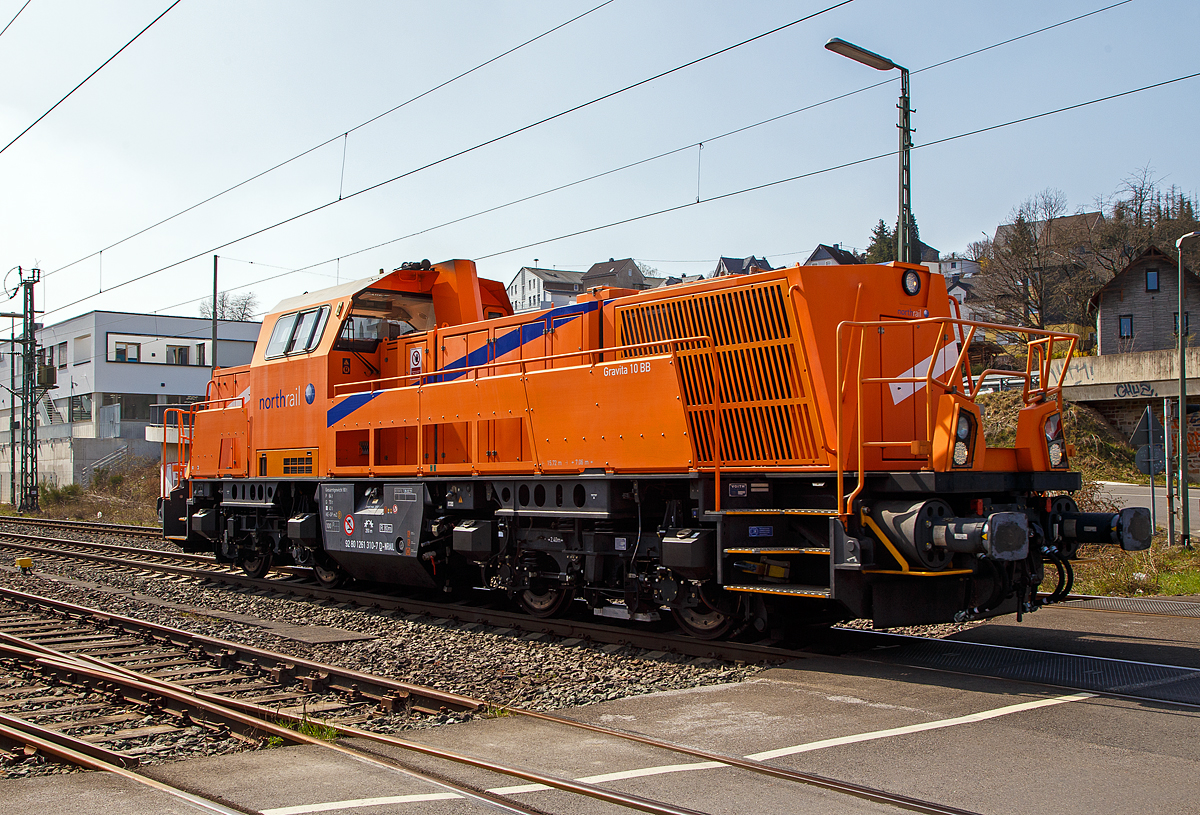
left=264, top=306, right=330, bottom=359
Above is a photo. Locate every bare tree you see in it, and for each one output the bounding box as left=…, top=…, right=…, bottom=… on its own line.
left=1088, top=165, right=1200, bottom=274
left=974, top=189, right=1069, bottom=328
left=200, top=291, right=259, bottom=321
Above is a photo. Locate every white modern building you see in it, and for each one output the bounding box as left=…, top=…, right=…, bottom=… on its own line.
left=0, top=310, right=260, bottom=501
left=505, top=267, right=586, bottom=313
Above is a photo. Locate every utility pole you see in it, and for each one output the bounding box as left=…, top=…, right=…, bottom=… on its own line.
left=212, top=255, right=218, bottom=372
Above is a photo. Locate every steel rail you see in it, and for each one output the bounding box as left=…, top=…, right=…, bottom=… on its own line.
left=5, top=626, right=711, bottom=815
left=0, top=586, right=985, bottom=815
left=0, top=710, right=140, bottom=769
left=0, top=529, right=216, bottom=563
left=505, top=706, right=982, bottom=815
left=0, top=716, right=245, bottom=815
left=0, top=516, right=158, bottom=536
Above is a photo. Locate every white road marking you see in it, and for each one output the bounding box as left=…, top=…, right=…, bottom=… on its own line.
left=262, top=692, right=1094, bottom=814
left=262, top=793, right=460, bottom=815
left=748, top=691, right=1094, bottom=760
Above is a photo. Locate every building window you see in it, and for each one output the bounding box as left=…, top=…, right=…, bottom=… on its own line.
left=74, top=334, right=92, bottom=365
left=196, top=343, right=206, bottom=367
left=1175, top=312, right=1190, bottom=336
left=114, top=341, right=140, bottom=362
left=71, top=394, right=92, bottom=422
left=45, top=345, right=54, bottom=368
left=57, top=342, right=67, bottom=369
left=166, top=345, right=189, bottom=365
left=1119, top=315, right=1134, bottom=338
left=1147, top=269, right=1159, bottom=291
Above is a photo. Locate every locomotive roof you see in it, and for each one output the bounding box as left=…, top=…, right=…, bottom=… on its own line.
left=268, top=274, right=387, bottom=315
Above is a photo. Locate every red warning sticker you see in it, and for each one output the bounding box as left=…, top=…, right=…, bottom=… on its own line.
left=343, top=515, right=355, bottom=536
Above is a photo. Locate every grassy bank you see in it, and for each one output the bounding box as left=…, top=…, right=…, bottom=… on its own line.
left=15, top=458, right=162, bottom=526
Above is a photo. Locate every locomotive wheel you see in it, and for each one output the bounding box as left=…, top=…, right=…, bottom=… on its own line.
left=312, top=561, right=345, bottom=589
left=241, top=550, right=273, bottom=579
left=673, top=584, right=741, bottom=640
left=518, top=584, right=575, bottom=617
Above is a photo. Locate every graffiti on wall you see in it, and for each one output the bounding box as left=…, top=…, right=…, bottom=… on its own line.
left=1114, top=382, right=1158, bottom=398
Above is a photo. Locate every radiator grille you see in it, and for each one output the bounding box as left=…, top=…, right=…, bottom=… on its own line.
left=616, top=280, right=823, bottom=466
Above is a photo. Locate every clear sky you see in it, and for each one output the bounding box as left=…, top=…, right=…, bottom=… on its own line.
left=0, top=0, right=1195, bottom=327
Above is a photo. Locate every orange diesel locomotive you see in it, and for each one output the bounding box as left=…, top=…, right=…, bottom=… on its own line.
left=160, top=258, right=1149, bottom=637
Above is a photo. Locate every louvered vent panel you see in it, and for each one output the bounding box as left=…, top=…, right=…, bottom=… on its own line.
left=616, top=280, right=823, bottom=466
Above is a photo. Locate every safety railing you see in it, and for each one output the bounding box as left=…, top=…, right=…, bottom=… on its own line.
left=835, top=316, right=1078, bottom=516
left=161, top=393, right=246, bottom=497
left=160, top=407, right=192, bottom=498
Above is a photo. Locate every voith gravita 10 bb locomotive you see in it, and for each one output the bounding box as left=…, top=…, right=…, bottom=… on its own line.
left=160, top=258, right=1150, bottom=638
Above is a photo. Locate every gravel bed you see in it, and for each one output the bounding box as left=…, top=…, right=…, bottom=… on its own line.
left=834, top=617, right=986, bottom=638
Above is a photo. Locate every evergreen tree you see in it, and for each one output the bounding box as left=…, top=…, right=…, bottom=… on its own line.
left=865, top=219, right=894, bottom=263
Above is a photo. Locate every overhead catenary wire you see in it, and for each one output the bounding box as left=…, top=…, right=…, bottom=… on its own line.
left=129, top=65, right=1200, bottom=322
left=0, top=0, right=180, bottom=158
left=44, top=0, right=617, bottom=279
left=473, top=69, right=1200, bottom=261
left=37, top=0, right=856, bottom=317
left=63, top=0, right=1137, bottom=306
left=0, top=0, right=31, bottom=41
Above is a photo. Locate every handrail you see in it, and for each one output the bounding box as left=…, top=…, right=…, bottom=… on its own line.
left=160, top=407, right=193, bottom=498
left=835, top=315, right=1078, bottom=516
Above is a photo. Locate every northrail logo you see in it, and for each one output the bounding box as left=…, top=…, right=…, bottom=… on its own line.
left=260, top=384, right=315, bottom=411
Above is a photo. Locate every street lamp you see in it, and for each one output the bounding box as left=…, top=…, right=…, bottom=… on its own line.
left=1178, top=230, right=1200, bottom=548
left=825, top=38, right=914, bottom=264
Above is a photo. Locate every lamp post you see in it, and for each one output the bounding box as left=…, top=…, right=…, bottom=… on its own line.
left=1178, top=230, right=1200, bottom=549
left=825, top=38, right=913, bottom=264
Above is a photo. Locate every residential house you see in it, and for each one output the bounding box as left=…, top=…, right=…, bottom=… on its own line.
left=1088, top=245, right=1199, bottom=355
left=992, top=211, right=1103, bottom=250
left=582, top=258, right=651, bottom=290
left=803, top=245, right=858, bottom=266
left=0, top=310, right=260, bottom=500
left=714, top=255, right=774, bottom=275
left=927, top=257, right=981, bottom=277
left=505, top=267, right=585, bottom=314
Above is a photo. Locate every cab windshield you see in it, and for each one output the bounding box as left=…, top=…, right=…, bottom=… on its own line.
left=333, top=290, right=435, bottom=352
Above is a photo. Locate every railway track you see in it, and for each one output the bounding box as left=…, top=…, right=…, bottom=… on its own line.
left=4, top=528, right=1200, bottom=710
left=0, top=516, right=158, bottom=538
left=1, top=586, right=984, bottom=815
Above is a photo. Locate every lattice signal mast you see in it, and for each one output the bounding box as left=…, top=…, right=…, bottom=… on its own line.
left=4, top=267, right=48, bottom=512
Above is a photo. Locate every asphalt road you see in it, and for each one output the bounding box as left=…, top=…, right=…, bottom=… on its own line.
left=1097, top=480, right=1200, bottom=537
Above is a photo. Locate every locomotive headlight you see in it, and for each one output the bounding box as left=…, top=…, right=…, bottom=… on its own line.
left=953, top=441, right=970, bottom=466
left=1048, top=440, right=1065, bottom=468
left=1044, top=412, right=1068, bottom=469
left=956, top=414, right=971, bottom=440
left=951, top=408, right=975, bottom=468
left=902, top=269, right=921, bottom=296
